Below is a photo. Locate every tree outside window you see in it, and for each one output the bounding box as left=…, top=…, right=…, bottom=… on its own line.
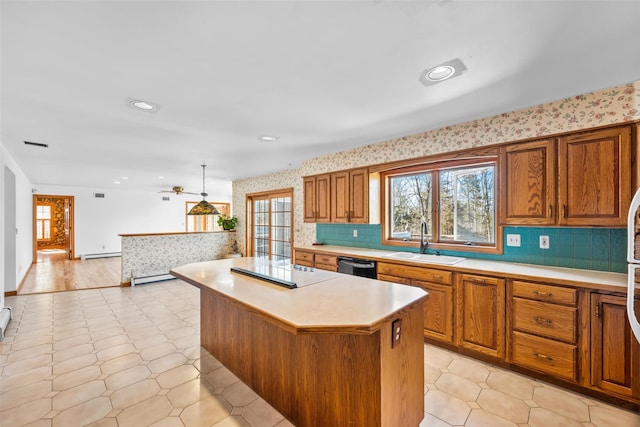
left=383, top=160, right=497, bottom=251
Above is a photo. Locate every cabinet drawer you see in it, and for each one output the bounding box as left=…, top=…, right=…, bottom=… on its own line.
left=314, top=254, right=337, bottom=266
left=295, top=250, right=314, bottom=263
left=513, top=298, right=577, bottom=343
left=461, top=274, right=501, bottom=286
left=377, top=274, right=412, bottom=286
left=377, top=263, right=452, bottom=285
left=513, top=281, right=576, bottom=305
left=512, top=331, right=577, bottom=382
left=315, top=263, right=338, bottom=272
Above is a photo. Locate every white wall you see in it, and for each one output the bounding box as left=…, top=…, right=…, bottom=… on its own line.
left=35, top=184, right=232, bottom=257
left=1, top=145, right=34, bottom=295
left=1, top=142, right=4, bottom=305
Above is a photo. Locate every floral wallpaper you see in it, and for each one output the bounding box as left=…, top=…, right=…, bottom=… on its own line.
left=233, top=81, right=640, bottom=252
left=120, top=232, right=235, bottom=283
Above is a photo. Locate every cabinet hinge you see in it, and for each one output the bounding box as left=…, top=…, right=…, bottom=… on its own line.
left=595, top=302, right=600, bottom=318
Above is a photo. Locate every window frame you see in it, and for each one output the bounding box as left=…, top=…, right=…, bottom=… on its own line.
left=36, top=203, right=53, bottom=241
left=380, top=157, right=502, bottom=254
left=246, top=188, right=294, bottom=262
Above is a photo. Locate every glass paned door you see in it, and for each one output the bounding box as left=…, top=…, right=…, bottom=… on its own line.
left=271, top=196, right=292, bottom=262
left=249, top=190, right=293, bottom=262
left=253, top=198, right=270, bottom=260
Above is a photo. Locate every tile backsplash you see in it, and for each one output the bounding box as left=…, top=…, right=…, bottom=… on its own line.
left=316, top=224, right=626, bottom=273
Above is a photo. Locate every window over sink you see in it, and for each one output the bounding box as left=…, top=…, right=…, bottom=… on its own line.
left=381, top=158, right=500, bottom=253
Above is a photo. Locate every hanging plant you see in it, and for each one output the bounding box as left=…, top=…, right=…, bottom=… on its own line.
left=217, top=214, right=238, bottom=231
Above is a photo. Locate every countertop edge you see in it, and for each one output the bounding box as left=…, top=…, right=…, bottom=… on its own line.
left=295, top=245, right=629, bottom=292
left=171, top=261, right=428, bottom=335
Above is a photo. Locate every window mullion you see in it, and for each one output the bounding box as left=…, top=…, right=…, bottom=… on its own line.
left=432, top=171, right=440, bottom=243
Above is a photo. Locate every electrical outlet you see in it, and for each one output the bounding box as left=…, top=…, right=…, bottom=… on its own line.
left=391, top=318, right=402, bottom=348
left=539, top=235, right=550, bottom=249
left=353, top=229, right=358, bottom=237
left=506, top=234, right=521, bottom=247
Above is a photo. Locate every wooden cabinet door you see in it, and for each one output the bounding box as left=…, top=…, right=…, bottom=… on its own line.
left=315, top=174, right=331, bottom=223
left=458, top=274, right=506, bottom=359
left=303, top=177, right=317, bottom=223
left=414, top=279, right=454, bottom=344
left=558, top=126, right=631, bottom=226
left=590, top=293, right=640, bottom=400
left=303, top=175, right=331, bottom=223
left=331, top=171, right=350, bottom=223
left=349, top=168, right=369, bottom=223
left=500, top=139, right=556, bottom=225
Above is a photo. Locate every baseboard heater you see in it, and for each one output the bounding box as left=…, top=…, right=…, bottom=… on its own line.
left=81, top=252, right=121, bottom=260
left=131, top=273, right=176, bottom=286
left=0, top=307, right=13, bottom=341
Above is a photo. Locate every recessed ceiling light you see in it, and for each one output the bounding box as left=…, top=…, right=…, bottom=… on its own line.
left=419, top=58, right=467, bottom=87
left=258, top=135, right=278, bottom=142
left=158, top=176, right=165, bottom=179
left=130, top=100, right=157, bottom=111
left=114, top=181, right=121, bottom=184
left=427, top=65, right=455, bottom=81
left=121, top=176, right=129, bottom=180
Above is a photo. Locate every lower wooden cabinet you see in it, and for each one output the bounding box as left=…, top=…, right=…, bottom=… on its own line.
left=590, top=293, right=640, bottom=401
left=512, top=331, right=577, bottom=382
left=509, top=280, right=580, bottom=383
left=378, top=262, right=455, bottom=345
left=293, top=250, right=338, bottom=272
left=457, top=274, right=506, bottom=359
left=314, top=253, right=338, bottom=272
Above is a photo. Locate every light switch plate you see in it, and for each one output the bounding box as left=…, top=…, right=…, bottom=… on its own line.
left=506, top=234, right=521, bottom=247
left=391, top=318, right=402, bottom=348
left=540, top=235, right=550, bottom=249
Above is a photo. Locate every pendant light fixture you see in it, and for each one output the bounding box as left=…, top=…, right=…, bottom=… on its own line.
left=187, top=164, right=221, bottom=215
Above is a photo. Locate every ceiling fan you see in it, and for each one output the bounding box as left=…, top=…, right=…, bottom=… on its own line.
left=158, top=186, right=199, bottom=195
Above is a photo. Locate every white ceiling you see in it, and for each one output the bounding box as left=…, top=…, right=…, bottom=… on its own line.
left=2, top=1, right=640, bottom=194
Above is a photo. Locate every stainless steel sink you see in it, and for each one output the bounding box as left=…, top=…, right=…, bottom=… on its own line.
left=382, top=252, right=465, bottom=265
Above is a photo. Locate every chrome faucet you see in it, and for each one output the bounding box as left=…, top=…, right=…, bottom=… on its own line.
left=419, top=221, right=429, bottom=254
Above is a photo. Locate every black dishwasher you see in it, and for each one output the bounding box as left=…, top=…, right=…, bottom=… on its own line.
left=337, top=256, right=377, bottom=279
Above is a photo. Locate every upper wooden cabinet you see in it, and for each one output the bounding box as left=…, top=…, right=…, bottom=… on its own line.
left=558, top=126, right=631, bottom=226
left=331, top=168, right=369, bottom=223
left=303, top=174, right=331, bottom=223
left=500, top=139, right=556, bottom=225
left=500, top=125, right=632, bottom=226
left=304, top=168, right=369, bottom=223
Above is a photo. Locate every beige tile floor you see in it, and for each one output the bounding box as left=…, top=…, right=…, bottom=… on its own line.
left=1, top=280, right=638, bottom=427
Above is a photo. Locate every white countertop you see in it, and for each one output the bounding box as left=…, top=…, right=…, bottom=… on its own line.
left=171, top=257, right=428, bottom=334
left=296, top=245, right=628, bottom=292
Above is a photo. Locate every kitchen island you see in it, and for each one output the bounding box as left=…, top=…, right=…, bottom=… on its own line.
left=171, top=257, right=428, bottom=427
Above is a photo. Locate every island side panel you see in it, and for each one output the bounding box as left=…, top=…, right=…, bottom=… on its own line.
left=200, top=286, right=424, bottom=427
left=380, top=301, right=425, bottom=427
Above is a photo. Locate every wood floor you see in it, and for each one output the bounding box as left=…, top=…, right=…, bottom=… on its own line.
left=18, top=250, right=121, bottom=294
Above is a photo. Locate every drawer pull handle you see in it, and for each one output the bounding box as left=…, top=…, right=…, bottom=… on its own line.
left=471, top=278, right=487, bottom=284
left=533, top=290, right=553, bottom=297
left=533, top=352, right=553, bottom=362
left=534, top=317, right=553, bottom=326
left=432, top=275, right=443, bottom=281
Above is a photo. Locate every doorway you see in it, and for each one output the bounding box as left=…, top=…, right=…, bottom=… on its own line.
left=4, top=166, right=17, bottom=297
left=246, top=188, right=293, bottom=262
left=32, top=195, right=74, bottom=262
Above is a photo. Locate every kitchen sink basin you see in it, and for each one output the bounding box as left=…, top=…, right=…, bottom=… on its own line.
left=382, top=252, right=465, bottom=265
